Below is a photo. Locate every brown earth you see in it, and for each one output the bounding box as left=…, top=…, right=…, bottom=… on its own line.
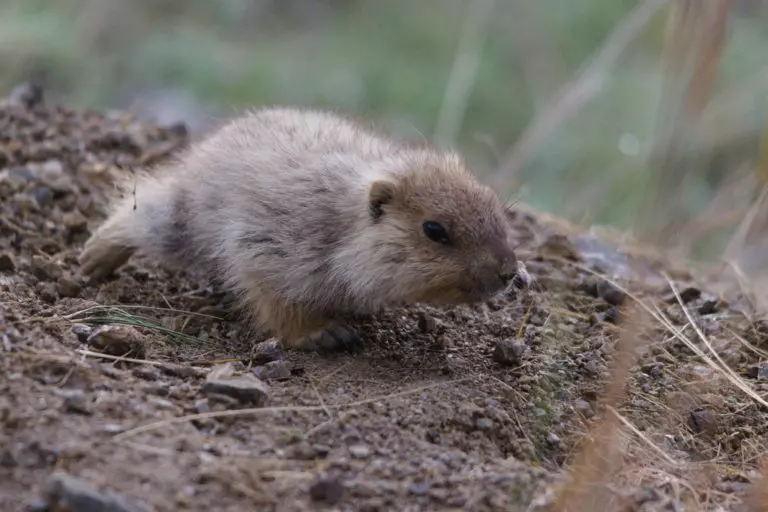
left=1, top=84, right=767, bottom=512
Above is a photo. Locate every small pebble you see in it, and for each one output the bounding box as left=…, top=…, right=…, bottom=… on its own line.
left=42, top=472, right=150, bottom=512
left=697, top=298, right=721, bottom=315
left=202, top=375, right=269, bottom=406
left=688, top=409, right=718, bottom=436
left=348, top=444, right=370, bottom=459
left=56, top=277, right=81, bottom=298
left=60, top=390, right=91, bottom=416
left=0, top=253, right=16, bottom=272
left=251, top=360, right=292, bottom=381
left=8, top=82, right=43, bottom=108
left=288, top=442, right=317, bottom=461
left=408, top=482, right=431, bottom=496
left=312, top=444, right=331, bottom=458
left=87, top=325, right=146, bottom=358
left=475, top=418, right=493, bottom=431
left=492, top=339, right=526, bottom=367
left=597, top=280, right=625, bottom=306
left=70, top=324, right=92, bottom=344
left=38, top=283, right=58, bottom=303
left=663, top=287, right=701, bottom=304
left=250, top=339, right=285, bottom=365
left=194, top=400, right=211, bottom=414
left=417, top=313, right=437, bottom=333
left=309, top=477, right=344, bottom=504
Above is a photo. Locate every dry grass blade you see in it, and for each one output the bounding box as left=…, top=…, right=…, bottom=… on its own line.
left=434, top=0, right=497, bottom=146
left=606, top=405, right=677, bottom=465
left=662, top=274, right=768, bottom=408
left=64, top=303, right=224, bottom=321
left=547, top=256, right=768, bottom=411
left=111, top=377, right=472, bottom=443
left=744, top=456, right=768, bottom=512
left=547, top=305, right=647, bottom=511
left=488, top=0, right=669, bottom=192
left=641, top=0, right=735, bottom=244
left=75, top=349, right=166, bottom=366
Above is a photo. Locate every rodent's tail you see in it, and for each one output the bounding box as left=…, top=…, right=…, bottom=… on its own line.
left=78, top=174, right=176, bottom=279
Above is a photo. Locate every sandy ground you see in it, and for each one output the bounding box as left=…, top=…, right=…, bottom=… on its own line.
left=1, top=85, right=766, bottom=511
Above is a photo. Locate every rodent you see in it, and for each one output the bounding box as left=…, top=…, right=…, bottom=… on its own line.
left=78, top=107, right=528, bottom=351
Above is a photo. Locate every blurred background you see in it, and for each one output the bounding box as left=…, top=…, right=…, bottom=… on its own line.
left=3, top=0, right=768, bottom=262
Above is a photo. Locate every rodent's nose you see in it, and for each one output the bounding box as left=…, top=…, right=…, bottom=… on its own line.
left=497, top=255, right=518, bottom=285
left=499, top=271, right=516, bottom=285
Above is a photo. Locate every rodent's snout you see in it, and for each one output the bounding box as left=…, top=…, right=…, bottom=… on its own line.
left=496, top=251, right=518, bottom=286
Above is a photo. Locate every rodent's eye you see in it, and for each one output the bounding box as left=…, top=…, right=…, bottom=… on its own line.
left=422, top=221, right=450, bottom=245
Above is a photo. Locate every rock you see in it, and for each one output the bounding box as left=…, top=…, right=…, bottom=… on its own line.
left=43, top=472, right=150, bottom=512
left=35, top=160, right=74, bottom=193
left=309, top=477, right=344, bottom=504
left=62, top=211, right=88, bottom=235
left=159, top=363, right=207, bottom=379
left=194, top=400, right=211, bottom=414
left=249, top=339, right=285, bottom=365
left=59, top=390, right=92, bottom=416
left=492, top=340, right=526, bottom=367
left=56, top=277, right=82, bottom=298
left=475, top=418, right=493, bottom=431
left=8, top=82, right=43, bottom=108
left=577, top=277, right=599, bottom=297
left=758, top=364, right=768, bottom=381
left=1, top=166, right=35, bottom=190
left=202, top=375, right=269, bottom=406
left=31, top=186, right=54, bottom=207
left=546, top=432, right=561, bottom=444
left=0, top=252, right=15, bottom=272
left=662, top=286, right=701, bottom=305
left=86, top=325, right=146, bottom=358
left=597, top=280, right=625, bottom=306
left=131, top=366, right=159, bottom=381
left=70, top=324, right=92, bottom=344
left=602, top=307, right=620, bottom=324
left=348, top=444, right=371, bottom=459
left=573, top=399, right=593, bottom=417
left=538, top=233, right=581, bottom=261
left=572, top=233, right=632, bottom=278
left=417, top=312, right=437, bottom=333
left=408, top=482, right=431, bottom=496
left=311, top=444, right=331, bottom=458
left=697, top=297, right=722, bottom=315
left=251, top=360, right=292, bottom=381
left=688, top=409, right=718, bottom=437
left=38, top=283, right=58, bottom=303
left=31, top=255, right=61, bottom=281
left=288, top=442, right=317, bottom=461
left=26, top=498, right=49, bottom=512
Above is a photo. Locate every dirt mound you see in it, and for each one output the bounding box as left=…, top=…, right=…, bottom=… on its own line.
left=1, top=85, right=766, bottom=511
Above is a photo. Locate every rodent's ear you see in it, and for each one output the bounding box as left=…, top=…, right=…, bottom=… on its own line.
left=369, top=180, right=397, bottom=221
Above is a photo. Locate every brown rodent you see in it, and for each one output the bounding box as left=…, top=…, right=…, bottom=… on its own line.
left=79, top=107, right=527, bottom=351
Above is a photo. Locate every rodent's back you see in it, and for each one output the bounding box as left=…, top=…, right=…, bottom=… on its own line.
left=145, top=108, right=411, bottom=308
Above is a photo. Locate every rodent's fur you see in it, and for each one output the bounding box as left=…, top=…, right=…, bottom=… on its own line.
left=79, top=107, right=524, bottom=350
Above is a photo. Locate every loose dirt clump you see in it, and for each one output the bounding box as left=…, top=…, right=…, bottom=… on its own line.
left=1, top=85, right=767, bottom=511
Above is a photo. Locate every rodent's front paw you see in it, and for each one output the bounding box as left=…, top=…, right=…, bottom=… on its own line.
left=295, top=324, right=363, bottom=354
left=512, top=261, right=533, bottom=290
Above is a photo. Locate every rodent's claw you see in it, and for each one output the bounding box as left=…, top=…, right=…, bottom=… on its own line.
left=297, top=324, right=363, bottom=354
